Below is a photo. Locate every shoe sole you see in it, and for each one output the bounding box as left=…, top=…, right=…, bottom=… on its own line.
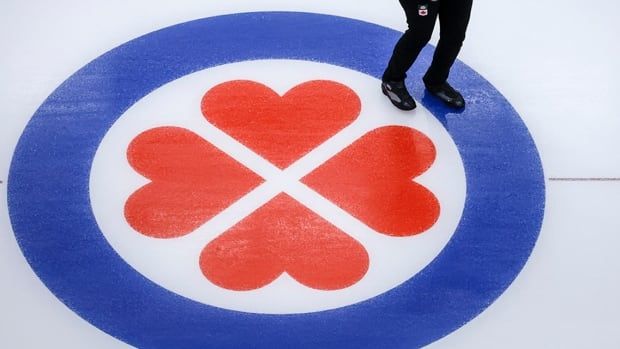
left=381, top=84, right=416, bottom=111
left=425, top=87, right=466, bottom=109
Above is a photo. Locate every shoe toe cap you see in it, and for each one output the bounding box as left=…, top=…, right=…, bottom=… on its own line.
left=453, top=98, right=465, bottom=108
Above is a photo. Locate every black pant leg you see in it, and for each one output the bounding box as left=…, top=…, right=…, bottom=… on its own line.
left=382, top=0, right=440, bottom=82
left=423, top=0, right=473, bottom=85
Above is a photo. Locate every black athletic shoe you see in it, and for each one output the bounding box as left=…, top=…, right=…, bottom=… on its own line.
left=381, top=80, right=416, bottom=111
left=424, top=81, right=465, bottom=109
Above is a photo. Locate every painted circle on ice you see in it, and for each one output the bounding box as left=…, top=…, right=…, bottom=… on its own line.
left=8, top=12, right=545, bottom=349
left=89, top=60, right=467, bottom=314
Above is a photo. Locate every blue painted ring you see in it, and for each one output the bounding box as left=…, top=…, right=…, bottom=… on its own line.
left=8, top=12, right=545, bottom=348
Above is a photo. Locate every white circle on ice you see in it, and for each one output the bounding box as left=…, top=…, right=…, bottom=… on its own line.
left=90, top=60, right=466, bottom=314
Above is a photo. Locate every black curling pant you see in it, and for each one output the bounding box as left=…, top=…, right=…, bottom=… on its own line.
left=383, top=0, right=473, bottom=85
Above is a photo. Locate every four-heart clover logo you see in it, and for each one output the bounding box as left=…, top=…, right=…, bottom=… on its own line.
left=124, top=79, right=440, bottom=291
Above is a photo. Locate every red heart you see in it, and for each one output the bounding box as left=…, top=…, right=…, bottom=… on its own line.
left=201, top=80, right=361, bottom=169
left=303, top=126, right=440, bottom=237
left=125, top=127, right=264, bottom=238
left=200, top=194, right=369, bottom=291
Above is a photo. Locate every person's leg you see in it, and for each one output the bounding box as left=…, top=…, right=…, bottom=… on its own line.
left=422, top=0, right=473, bottom=86
left=382, top=0, right=440, bottom=82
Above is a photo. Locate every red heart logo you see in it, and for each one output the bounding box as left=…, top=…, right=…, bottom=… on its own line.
left=303, top=126, right=440, bottom=237
left=124, top=81, right=440, bottom=292
left=125, top=127, right=264, bottom=238
left=200, top=194, right=369, bottom=291
left=201, top=80, right=361, bottom=169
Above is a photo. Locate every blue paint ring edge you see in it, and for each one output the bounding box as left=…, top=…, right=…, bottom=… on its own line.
left=7, top=11, right=545, bottom=349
